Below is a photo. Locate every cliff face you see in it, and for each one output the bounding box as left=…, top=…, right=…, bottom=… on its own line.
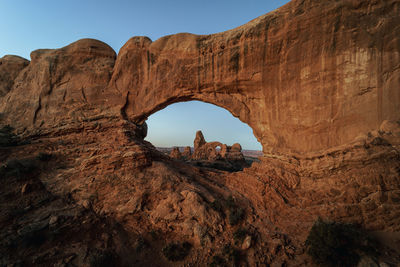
left=0, top=55, right=29, bottom=97
left=0, top=39, right=118, bottom=134
left=1, top=0, right=400, bottom=265
left=1, top=0, right=399, bottom=156
left=100, top=0, right=400, bottom=156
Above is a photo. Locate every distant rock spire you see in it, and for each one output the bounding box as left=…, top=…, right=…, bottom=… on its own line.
left=194, top=130, right=206, bottom=151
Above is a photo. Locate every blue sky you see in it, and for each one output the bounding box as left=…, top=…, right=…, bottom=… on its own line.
left=146, top=101, right=261, bottom=150
left=0, top=0, right=290, bottom=150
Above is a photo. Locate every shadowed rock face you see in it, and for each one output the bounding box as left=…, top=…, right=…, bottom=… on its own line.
left=0, top=55, right=29, bottom=97
left=0, top=0, right=399, bottom=157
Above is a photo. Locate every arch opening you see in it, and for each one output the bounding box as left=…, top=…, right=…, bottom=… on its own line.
left=144, top=100, right=262, bottom=172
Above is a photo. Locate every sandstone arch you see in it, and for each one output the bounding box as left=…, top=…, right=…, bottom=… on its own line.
left=109, top=0, right=400, bottom=157
left=0, top=0, right=399, bottom=159
left=109, top=34, right=268, bottom=153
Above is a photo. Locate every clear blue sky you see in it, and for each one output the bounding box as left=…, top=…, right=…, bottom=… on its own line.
left=0, top=0, right=290, bottom=150
left=146, top=101, right=262, bottom=150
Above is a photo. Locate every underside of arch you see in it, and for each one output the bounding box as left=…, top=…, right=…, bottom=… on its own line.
left=1, top=0, right=399, bottom=159
left=108, top=0, right=400, bottom=157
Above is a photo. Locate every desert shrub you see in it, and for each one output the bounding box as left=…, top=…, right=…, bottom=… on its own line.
left=162, top=241, right=192, bottom=261
left=89, top=249, right=115, bottom=267
left=135, top=236, right=147, bottom=252
left=210, top=199, right=224, bottom=214
left=149, top=230, right=159, bottom=241
left=210, top=196, right=244, bottom=225
left=209, top=255, right=227, bottom=267
left=305, top=219, right=377, bottom=267
left=21, top=230, right=46, bottom=248
left=0, top=158, right=37, bottom=179
left=209, top=244, right=241, bottom=266
left=222, top=244, right=241, bottom=264
left=0, top=125, right=13, bottom=134
left=371, top=137, right=390, bottom=146
left=37, top=152, right=52, bottom=161
left=225, top=196, right=245, bottom=226
left=0, top=125, right=19, bottom=147
left=225, top=195, right=236, bottom=209
left=233, top=228, right=247, bottom=243
left=228, top=207, right=244, bottom=226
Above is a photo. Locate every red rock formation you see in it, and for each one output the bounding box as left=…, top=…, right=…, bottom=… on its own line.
left=182, top=146, right=192, bottom=158
left=0, top=55, right=29, bottom=97
left=191, top=130, right=246, bottom=163
left=226, top=143, right=245, bottom=162
left=194, top=130, right=206, bottom=151
left=0, top=39, right=118, bottom=133
left=169, top=147, right=182, bottom=159
left=107, top=0, right=400, bottom=157
left=1, top=0, right=400, bottom=265
left=1, top=0, right=399, bottom=157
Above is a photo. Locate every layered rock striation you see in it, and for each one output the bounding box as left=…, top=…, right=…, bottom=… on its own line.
left=0, top=55, right=29, bottom=97
left=1, top=0, right=399, bottom=157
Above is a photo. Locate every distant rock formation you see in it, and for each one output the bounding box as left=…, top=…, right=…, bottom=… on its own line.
left=192, top=130, right=246, bottom=164
left=194, top=131, right=206, bottom=151
left=182, top=146, right=192, bottom=159
left=169, top=147, right=182, bottom=159
left=2, top=0, right=399, bottom=157
left=224, top=143, right=245, bottom=162
left=168, top=131, right=246, bottom=167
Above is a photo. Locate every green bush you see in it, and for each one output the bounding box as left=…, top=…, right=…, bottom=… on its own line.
left=0, top=125, right=19, bottom=147
left=210, top=199, right=224, bottom=215
left=21, top=229, right=46, bottom=248
left=225, top=195, right=236, bottom=209
left=37, top=152, right=52, bottom=161
left=89, top=249, right=115, bottom=267
left=210, top=196, right=245, bottom=225
left=135, top=236, right=146, bottom=252
left=0, top=125, right=13, bottom=134
left=225, top=196, right=245, bottom=226
left=228, top=207, right=244, bottom=226
left=0, top=158, right=37, bottom=179
left=162, top=241, right=192, bottom=262
left=149, top=230, right=159, bottom=241
left=209, top=255, right=227, bottom=267
left=208, top=244, right=241, bottom=266
left=306, top=219, right=377, bottom=267
left=233, top=228, right=247, bottom=243
left=222, top=244, right=241, bottom=263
